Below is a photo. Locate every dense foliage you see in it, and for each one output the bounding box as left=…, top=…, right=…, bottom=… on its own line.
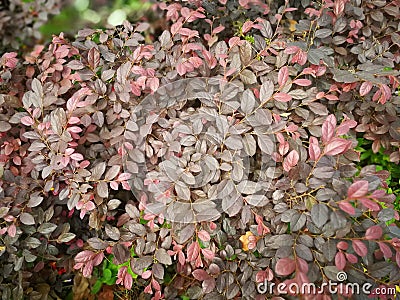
left=0, top=0, right=400, bottom=299
left=0, top=0, right=65, bottom=51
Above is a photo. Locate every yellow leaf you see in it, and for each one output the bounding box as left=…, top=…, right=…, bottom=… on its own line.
left=239, top=231, right=253, bottom=251
left=289, top=20, right=297, bottom=32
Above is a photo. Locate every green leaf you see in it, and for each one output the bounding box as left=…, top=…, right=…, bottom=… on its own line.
left=91, top=280, right=103, bottom=294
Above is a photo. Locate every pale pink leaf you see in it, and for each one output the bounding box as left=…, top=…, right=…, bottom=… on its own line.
left=324, top=138, right=351, bottom=156
left=273, top=92, right=292, bottom=102
left=293, top=79, right=312, bottom=86
left=21, top=116, right=34, bottom=126
left=197, top=230, right=211, bottom=242
left=283, top=150, right=299, bottom=172
left=347, top=180, right=369, bottom=198
left=359, top=81, right=372, bottom=96
left=278, top=66, right=289, bottom=87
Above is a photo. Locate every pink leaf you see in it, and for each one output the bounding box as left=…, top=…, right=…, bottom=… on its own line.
left=21, top=116, right=34, bottom=126
left=322, top=115, right=336, bottom=143
left=338, top=201, right=355, bottom=215
left=201, top=248, right=215, bottom=261
left=147, top=77, right=159, bottom=93
left=124, top=272, right=133, bottom=289
left=360, top=198, right=380, bottom=211
left=284, top=46, right=299, bottom=54
left=82, top=260, right=94, bottom=277
left=335, top=252, right=346, bottom=270
left=212, top=25, right=225, bottom=34
left=278, top=66, right=289, bottom=87
left=337, top=241, right=348, bottom=250
left=142, top=270, right=152, bottom=279
left=70, top=153, right=84, bottom=161
left=242, top=21, right=254, bottom=34
left=117, top=173, right=131, bottom=181
left=352, top=240, right=367, bottom=257
left=67, top=88, right=92, bottom=111
left=336, top=119, right=357, bottom=136
left=347, top=180, right=369, bottom=198
left=7, top=224, right=16, bottom=237
left=273, top=92, right=292, bottom=102
left=176, top=63, right=186, bottom=76
left=309, top=143, right=321, bottom=161
left=345, top=253, right=358, bottom=263
left=324, top=138, right=351, bottom=156
left=365, top=225, right=383, bottom=240
left=74, top=250, right=95, bottom=263
left=359, top=81, right=372, bottom=96
left=92, top=252, right=104, bottom=266
left=197, top=230, right=211, bottom=242
left=110, top=181, right=119, bottom=190
left=187, top=241, right=200, bottom=262
left=293, top=79, right=311, bottom=86
left=275, top=257, right=296, bottom=276
left=283, top=150, right=299, bottom=172
left=324, top=94, right=339, bottom=101
left=378, top=242, right=392, bottom=259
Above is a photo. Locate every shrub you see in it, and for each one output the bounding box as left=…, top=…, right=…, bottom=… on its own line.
left=0, top=0, right=400, bottom=299
left=0, top=0, right=66, bottom=51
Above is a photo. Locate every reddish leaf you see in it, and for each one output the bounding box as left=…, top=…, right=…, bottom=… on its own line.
left=378, top=242, right=392, bottom=259
left=335, top=252, right=346, bottom=270
left=187, top=241, right=200, bottom=262
left=273, top=92, right=292, bottom=102
left=352, top=240, right=367, bottom=257
left=365, top=225, right=383, bottom=240
left=193, top=269, right=210, bottom=281
left=293, top=79, right=312, bottom=86
left=321, top=115, right=336, bottom=143
left=336, top=241, right=348, bottom=250
left=336, top=119, right=357, bottom=135
left=74, top=250, right=95, bottom=263
left=360, top=198, right=380, bottom=211
left=283, top=150, right=299, bottom=172
left=359, top=81, right=372, bottom=96
left=275, top=257, right=296, bottom=276
left=309, top=143, right=321, bottom=161
left=324, top=138, right=351, bottom=156
left=347, top=180, right=369, bottom=198
left=396, top=252, right=400, bottom=268
left=345, top=253, right=358, bottom=264
left=278, top=66, right=289, bottom=87
left=82, top=260, right=94, bottom=277
left=338, top=201, right=355, bottom=215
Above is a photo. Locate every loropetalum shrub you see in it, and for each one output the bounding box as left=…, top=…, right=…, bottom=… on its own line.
left=0, top=0, right=400, bottom=299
